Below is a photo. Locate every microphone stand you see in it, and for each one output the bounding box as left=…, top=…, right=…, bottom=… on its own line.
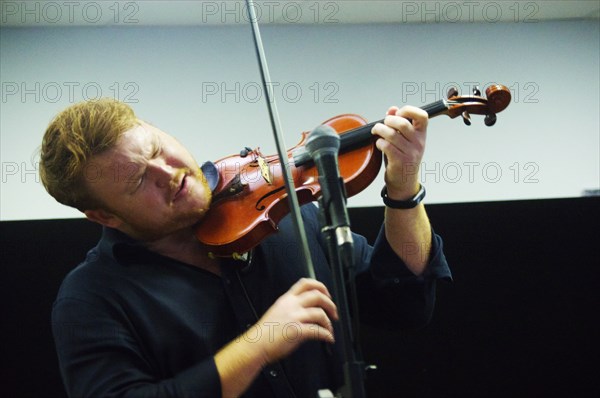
left=318, top=194, right=368, bottom=398
left=308, top=131, right=367, bottom=398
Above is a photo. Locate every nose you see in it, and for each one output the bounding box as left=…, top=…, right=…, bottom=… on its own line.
left=147, top=159, right=175, bottom=188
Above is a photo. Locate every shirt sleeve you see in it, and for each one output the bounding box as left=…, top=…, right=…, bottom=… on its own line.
left=52, top=297, right=222, bottom=398
left=301, top=202, right=451, bottom=330
left=353, top=223, right=453, bottom=330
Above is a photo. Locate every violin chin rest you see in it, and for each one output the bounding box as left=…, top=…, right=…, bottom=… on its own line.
left=200, top=161, right=220, bottom=192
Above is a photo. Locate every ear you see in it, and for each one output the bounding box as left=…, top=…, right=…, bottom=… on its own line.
left=84, top=208, right=122, bottom=229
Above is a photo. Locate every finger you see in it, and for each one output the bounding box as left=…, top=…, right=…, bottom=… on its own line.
left=289, top=278, right=332, bottom=299
left=298, top=290, right=339, bottom=321
left=372, top=121, right=412, bottom=159
left=301, top=323, right=335, bottom=344
left=299, top=307, right=335, bottom=334
left=386, top=105, right=400, bottom=116
left=374, top=137, right=406, bottom=160
left=383, top=115, right=415, bottom=142
left=372, top=120, right=409, bottom=144
left=394, top=105, right=429, bottom=130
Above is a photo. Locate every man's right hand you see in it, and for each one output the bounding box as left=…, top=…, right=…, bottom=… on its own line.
left=214, top=278, right=338, bottom=397
left=253, top=278, right=338, bottom=364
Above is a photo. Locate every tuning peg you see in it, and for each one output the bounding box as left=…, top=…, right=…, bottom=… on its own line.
left=484, top=113, right=497, bottom=126
left=473, top=86, right=481, bottom=96
left=240, top=146, right=253, bottom=157
left=462, top=111, right=472, bottom=126
left=447, top=87, right=459, bottom=99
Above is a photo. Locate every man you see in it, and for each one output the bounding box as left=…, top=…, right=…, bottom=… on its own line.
left=42, top=98, right=451, bottom=397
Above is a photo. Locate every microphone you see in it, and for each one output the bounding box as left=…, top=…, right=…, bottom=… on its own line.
left=307, top=126, right=366, bottom=398
left=305, top=125, right=354, bottom=264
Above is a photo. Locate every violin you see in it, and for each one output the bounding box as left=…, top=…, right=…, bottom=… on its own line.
left=195, top=84, right=511, bottom=258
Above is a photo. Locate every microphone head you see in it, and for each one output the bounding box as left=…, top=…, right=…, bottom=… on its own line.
left=305, top=125, right=340, bottom=158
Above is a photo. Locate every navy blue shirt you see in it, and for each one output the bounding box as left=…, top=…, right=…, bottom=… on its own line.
left=52, top=204, right=451, bottom=397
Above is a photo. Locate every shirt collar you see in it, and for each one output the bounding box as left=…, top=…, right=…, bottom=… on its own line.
left=97, top=226, right=159, bottom=266
left=97, top=226, right=251, bottom=269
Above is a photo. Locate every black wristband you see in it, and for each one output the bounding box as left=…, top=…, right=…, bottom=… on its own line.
left=381, top=184, right=426, bottom=209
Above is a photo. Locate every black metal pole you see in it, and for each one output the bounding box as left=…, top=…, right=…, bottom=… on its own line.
left=243, top=0, right=315, bottom=279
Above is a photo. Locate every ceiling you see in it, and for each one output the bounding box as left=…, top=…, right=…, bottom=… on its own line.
left=1, top=0, right=599, bottom=27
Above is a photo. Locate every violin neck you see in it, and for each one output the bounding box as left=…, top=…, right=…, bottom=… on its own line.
left=293, top=99, right=448, bottom=167
left=338, top=99, right=449, bottom=150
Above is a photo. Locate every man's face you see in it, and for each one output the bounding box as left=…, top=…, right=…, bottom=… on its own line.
left=84, top=121, right=212, bottom=241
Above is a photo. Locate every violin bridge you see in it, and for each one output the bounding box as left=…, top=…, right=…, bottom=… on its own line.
left=257, top=156, right=273, bottom=185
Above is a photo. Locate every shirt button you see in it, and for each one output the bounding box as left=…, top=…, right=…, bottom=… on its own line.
left=269, top=369, right=278, bottom=378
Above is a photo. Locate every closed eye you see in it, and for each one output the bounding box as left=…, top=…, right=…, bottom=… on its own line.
left=129, top=168, right=145, bottom=194
left=128, top=131, right=162, bottom=194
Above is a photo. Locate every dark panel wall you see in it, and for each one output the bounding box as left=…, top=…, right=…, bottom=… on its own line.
left=2, top=218, right=101, bottom=398
left=2, top=198, right=599, bottom=397
left=354, top=198, right=599, bottom=397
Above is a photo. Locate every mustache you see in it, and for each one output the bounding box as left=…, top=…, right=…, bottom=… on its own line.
left=169, top=168, right=190, bottom=201
left=168, top=167, right=210, bottom=204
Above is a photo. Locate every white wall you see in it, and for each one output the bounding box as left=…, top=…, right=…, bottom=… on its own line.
left=1, top=20, right=598, bottom=220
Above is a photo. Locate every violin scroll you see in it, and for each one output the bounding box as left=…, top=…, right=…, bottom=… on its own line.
left=445, top=84, right=511, bottom=126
